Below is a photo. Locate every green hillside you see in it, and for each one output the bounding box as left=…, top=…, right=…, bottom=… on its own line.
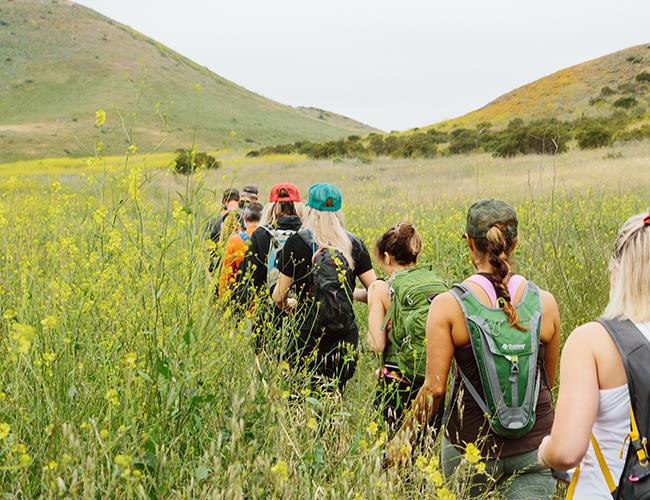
left=0, top=0, right=377, bottom=162
left=430, top=44, right=650, bottom=130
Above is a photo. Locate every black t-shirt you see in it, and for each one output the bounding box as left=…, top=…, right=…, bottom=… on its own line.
left=277, top=231, right=373, bottom=303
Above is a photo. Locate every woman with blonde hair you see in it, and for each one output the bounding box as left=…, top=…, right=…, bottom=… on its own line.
left=538, top=212, right=650, bottom=499
left=273, top=183, right=376, bottom=390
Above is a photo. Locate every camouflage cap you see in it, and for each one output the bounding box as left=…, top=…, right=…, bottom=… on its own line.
left=465, top=199, right=518, bottom=240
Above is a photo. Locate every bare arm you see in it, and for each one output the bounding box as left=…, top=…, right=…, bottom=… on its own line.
left=272, top=273, right=294, bottom=310
left=367, top=280, right=389, bottom=354
left=538, top=324, right=600, bottom=470
left=542, top=291, right=561, bottom=387
left=388, top=293, right=456, bottom=461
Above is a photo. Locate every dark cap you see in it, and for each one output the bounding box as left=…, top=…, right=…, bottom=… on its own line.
left=466, top=199, right=518, bottom=240
left=242, top=184, right=259, bottom=196
left=222, top=188, right=240, bottom=205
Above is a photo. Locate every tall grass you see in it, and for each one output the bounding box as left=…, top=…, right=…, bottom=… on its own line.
left=0, top=146, right=647, bottom=497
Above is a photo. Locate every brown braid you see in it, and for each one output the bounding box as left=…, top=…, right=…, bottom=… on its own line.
left=482, top=225, right=527, bottom=331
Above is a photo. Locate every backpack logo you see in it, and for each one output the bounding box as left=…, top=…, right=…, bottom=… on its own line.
left=501, top=342, right=526, bottom=352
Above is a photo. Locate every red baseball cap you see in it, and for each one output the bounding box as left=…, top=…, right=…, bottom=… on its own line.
left=269, top=183, right=301, bottom=202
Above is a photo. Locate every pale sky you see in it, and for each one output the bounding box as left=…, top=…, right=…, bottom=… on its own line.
left=77, top=0, right=650, bottom=131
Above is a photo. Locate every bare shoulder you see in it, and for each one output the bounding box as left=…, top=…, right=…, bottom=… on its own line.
left=368, top=279, right=389, bottom=295
left=538, top=288, right=558, bottom=310
left=565, top=321, right=609, bottom=351
left=430, top=291, right=463, bottom=318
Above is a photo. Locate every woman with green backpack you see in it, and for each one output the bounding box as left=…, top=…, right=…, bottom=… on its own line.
left=388, top=199, right=561, bottom=499
left=367, top=222, right=447, bottom=428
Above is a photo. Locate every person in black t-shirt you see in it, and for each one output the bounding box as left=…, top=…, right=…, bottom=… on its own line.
left=273, top=183, right=376, bottom=390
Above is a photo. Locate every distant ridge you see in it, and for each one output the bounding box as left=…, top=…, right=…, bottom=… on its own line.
left=0, top=0, right=378, bottom=162
left=427, top=44, right=650, bottom=130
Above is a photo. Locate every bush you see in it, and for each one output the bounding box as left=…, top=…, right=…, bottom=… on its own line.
left=636, top=71, right=650, bottom=83
left=448, top=128, right=478, bottom=154
left=425, top=128, right=448, bottom=144
left=600, top=86, right=615, bottom=97
left=489, top=119, right=571, bottom=157
left=613, top=96, right=638, bottom=109
left=575, top=122, right=613, bottom=149
left=173, top=148, right=220, bottom=174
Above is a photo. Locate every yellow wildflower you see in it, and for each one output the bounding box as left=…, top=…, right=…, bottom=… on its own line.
left=366, top=421, right=378, bottom=436
left=0, top=422, right=10, bottom=440
left=271, top=460, right=289, bottom=483
left=42, top=352, right=56, bottom=365
left=40, top=315, right=57, bottom=330
left=281, top=390, right=290, bottom=400
left=105, top=389, right=119, bottom=407
left=464, top=442, right=482, bottom=464
left=45, top=460, right=58, bottom=471
left=2, top=309, right=15, bottom=321
left=437, top=487, right=456, bottom=500
left=95, top=109, right=106, bottom=128
left=280, top=360, right=290, bottom=372
left=307, top=417, right=317, bottom=430
left=10, top=323, right=35, bottom=354
left=415, top=455, right=428, bottom=470
left=476, top=461, right=487, bottom=474
left=124, top=352, right=137, bottom=368
left=114, top=454, right=132, bottom=468
left=19, top=453, right=32, bottom=466
left=428, top=468, right=444, bottom=487
left=44, top=423, right=54, bottom=437
left=100, top=429, right=110, bottom=440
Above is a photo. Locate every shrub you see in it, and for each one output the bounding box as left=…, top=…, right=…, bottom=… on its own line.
left=173, top=148, right=220, bottom=174
left=489, top=119, right=571, bottom=157
left=613, top=96, right=638, bottom=109
left=614, top=124, right=650, bottom=143
left=575, top=122, right=613, bottom=149
left=600, top=86, right=615, bottom=97
left=448, top=128, right=478, bottom=154
left=636, top=71, right=650, bottom=83
left=425, top=128, right=448, bottom=144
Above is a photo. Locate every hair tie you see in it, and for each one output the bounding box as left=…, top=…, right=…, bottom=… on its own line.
left=644, top=213, right=650, bottom=226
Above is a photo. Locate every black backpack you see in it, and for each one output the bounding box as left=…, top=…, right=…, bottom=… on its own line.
left=598, top=318, right=650, bottom=500
left=299, top=230, right=356, bottom=335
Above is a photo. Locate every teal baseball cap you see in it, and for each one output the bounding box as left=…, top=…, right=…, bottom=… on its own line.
left=306, top=183, right=342, bottom=212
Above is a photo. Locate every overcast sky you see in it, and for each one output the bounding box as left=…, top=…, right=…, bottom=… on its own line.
left=77, top=0, right=650, bottom=131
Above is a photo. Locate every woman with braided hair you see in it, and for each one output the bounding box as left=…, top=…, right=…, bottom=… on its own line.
left=387, top=199, right=561, bottom=500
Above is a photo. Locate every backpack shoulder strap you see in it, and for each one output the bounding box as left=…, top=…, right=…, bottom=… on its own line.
left=597, top=317, right=649, bottom=401
left=597, top=318, right=650, bottom=478
left=298, top=229, right=317, bottom=253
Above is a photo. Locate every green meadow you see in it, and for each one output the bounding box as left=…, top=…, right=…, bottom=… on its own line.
left=0, top=141, right=648, bottom=497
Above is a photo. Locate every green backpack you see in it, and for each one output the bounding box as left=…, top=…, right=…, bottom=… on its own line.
left=381, top=266, right=448, bottom=382
left=449, top=281, right=543, bottom=438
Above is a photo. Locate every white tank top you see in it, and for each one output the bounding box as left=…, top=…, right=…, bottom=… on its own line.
left=573, top=322, right=650, bottom=499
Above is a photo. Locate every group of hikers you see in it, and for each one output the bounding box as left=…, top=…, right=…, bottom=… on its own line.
left=206, top=182, right=650, bottom=499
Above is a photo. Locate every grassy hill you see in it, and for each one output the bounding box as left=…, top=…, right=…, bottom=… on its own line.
left=430, top=44, right=650, bottom=131
left=0, top=0, right=377, bottom=162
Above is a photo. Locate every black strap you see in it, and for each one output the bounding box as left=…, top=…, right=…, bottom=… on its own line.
left=597, top=317, right=649, bottom=404
left=597, top=317, right=650, bottom=497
